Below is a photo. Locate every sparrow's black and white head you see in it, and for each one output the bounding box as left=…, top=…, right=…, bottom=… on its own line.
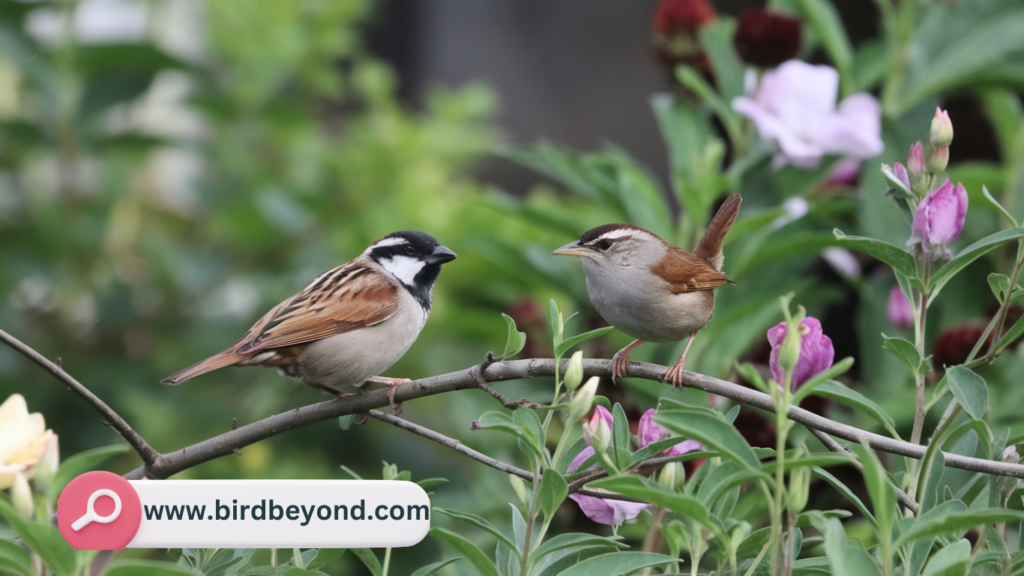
left=366, top=231, right=457, bottom=310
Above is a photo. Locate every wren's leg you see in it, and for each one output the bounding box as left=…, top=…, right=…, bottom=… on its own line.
left=611, top=340, right=645, bottom=383
left=367, top=376, right=412, bottom=416
left=663, top=331, right=699, bottom=391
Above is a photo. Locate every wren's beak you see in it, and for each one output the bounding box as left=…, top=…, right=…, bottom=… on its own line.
left=551, top=241, right=590, bottom=257
left=427, top=245, right=458, bottom=265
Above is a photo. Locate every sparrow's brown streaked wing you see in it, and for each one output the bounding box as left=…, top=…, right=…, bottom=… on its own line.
left=651, top=247, right=730, bottom=294
left=234, top=264, right=400, bottom=355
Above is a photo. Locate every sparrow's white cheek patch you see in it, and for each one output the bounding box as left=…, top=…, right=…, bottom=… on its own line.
left=380, top=256, right=425, bottom=286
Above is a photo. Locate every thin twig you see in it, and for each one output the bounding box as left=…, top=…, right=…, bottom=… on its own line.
left=807, top=426, right=919, bottom=514
left=0, top=327, right=160, bottom=469
left=473, top=351, right=529, bottom=409
left=366, top=410, right=638, bottom=502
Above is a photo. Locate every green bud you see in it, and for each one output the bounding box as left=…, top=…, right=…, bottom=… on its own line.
left=930, top=146, right=949, bottom=173
left=778, top=321, right=803, bottom=376
left=564, top=351, right=584, bottom=391
left=658, top=462, right=682, bottom=491
left=567, top=377, right=599, bottom=423
left=11, top=473, right=33, bottom=519
left=590, top=417, right=612, bottom=451
left=788, top=465, right=810, bottom=514
left=382, top=462, right=399, bottom=481
left=930, top=107, right=953, bottom=148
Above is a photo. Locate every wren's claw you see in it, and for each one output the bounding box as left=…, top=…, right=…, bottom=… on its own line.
left=663, top=362, right=686, bottom=392
left=611, top=350, right=631, bottom=383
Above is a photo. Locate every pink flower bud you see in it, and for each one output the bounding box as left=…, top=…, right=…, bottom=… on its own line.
left=893, top=162, right=910, bottom=190
left=907, top=179, right=968, bottom=262
left=887, top=285, right=914, bottom=330
left=638, top=409, right=704, bottom=456
left=930, top=107, right=953, bottom=147
left=584, top=405, right=614, bottom=446
left=908, top=142, right=927, bottom=196
left=767, top=317, right=834, bottom=389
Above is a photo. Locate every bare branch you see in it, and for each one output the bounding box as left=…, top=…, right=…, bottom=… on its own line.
left=0, top=327, right=160, bottom=469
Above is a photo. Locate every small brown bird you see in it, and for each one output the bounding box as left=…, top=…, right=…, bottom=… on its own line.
left=552, top=194, right=742, bottom=388
left=162, top=231, right=457, bottom=410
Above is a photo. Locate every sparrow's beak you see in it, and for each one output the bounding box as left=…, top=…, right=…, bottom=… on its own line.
left=551, top=241, right=589, bottom=257
left=428, top=245, right=458, bottom=264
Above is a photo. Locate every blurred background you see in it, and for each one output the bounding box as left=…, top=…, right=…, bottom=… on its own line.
left=2, top=0, right=1023, bottom=572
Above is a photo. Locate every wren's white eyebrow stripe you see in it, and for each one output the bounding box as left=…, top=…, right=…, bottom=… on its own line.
left=379, top=256, right=425, bottom=286
left=594, top=228, right=648, bottom=242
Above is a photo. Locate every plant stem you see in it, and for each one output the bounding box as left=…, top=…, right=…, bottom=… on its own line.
left=382, top=547, right=392, bottom=576
left=270, top=549, right=277, bottom=568
left=771, top=374, right=792, bottom=575
left=519, top=463, right=542, bottom=576
left=911, top=263, right=931, bottom=446
left=293, top=549, right=305, bottom=569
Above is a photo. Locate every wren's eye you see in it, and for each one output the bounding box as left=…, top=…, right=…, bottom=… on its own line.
left=403, top=244, right=417, bottom=257
left=594, top=239, right=612, bottom=252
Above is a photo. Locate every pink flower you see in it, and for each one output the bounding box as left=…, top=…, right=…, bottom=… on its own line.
left=638, top=409, right=704, bottom=456
left=887, top=285, right=914, bottom=330
left=732, top=60, right=883, bottom=169
left=907, top=179, right=968, bottom=262
left=767, top=317, right=834, bottom=389
left=568, top=447, right=649, bottom=526
left=893, top=162, right=910, bottom=190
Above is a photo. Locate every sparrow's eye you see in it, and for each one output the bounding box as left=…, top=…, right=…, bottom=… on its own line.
left=595, top=239, right=612, bottom=252
left=403, top=244, right=417, bottom=256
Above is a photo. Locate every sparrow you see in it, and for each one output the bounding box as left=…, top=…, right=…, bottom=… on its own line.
left=552, top=193, right=742, bottom=389
left=162, top=231, right=457, bottom=411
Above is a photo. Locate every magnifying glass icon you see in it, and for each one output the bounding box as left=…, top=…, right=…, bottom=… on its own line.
left=71, top=489, right=122, bottom=531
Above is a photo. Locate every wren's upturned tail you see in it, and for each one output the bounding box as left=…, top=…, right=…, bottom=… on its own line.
left=695, top=193, right=742, bottom=272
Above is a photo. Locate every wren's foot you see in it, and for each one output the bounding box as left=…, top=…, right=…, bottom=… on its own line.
left=368, top=376, right=412, bottom=416
left=662, top=331, right=699, bottom=392
left=610, top=340, right=645, bottom=383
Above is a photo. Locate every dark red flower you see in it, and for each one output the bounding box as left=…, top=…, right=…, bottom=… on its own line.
left=653, top=0, right=717, bottom=36
left=734, top=8, right=802, bottom=68
left=933, top=322, right=989, bottom=369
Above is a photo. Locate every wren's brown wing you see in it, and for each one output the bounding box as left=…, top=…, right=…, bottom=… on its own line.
left=161, top=263, right=400, bottom=385
left=651, top=246, right=730, bottom=294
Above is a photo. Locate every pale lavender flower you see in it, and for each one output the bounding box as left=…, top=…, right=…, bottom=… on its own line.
left=893, top=162, right=910, bottom=190
left=887, top=285, right=914, bottom=330
left=767, top=317, right=834, bottom=389
left=568, top=447, right=649, bottom=525
left=732, top=60, right=883, bottom=169
left=638, top=409, right=704, bottom=456
left=907, top=179, right=968, bottom=262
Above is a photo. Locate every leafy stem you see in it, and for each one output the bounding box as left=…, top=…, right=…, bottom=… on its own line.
left=911, top=261, right=931, bottom=446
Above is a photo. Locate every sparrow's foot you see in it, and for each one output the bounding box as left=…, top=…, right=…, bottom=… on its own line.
left=354, top=413, right=369, bottom=426
left=368, top=376, right=412, bottom=416
left=610, top=339, right=645, bottom=383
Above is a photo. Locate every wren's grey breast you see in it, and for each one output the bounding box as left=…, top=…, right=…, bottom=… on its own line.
left=161, top=231, right=457, bottom=405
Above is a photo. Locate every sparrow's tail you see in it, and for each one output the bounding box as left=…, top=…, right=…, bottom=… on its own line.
left=695, top=193, right=742, bottom=271
left=161, top=351, right=245, bottom=385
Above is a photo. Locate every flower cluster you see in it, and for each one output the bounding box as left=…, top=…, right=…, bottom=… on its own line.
left=0, top=394, right=58, bottom=518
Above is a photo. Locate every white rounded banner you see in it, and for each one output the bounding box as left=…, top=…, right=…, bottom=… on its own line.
left=127, top=480, right=431, bottom=548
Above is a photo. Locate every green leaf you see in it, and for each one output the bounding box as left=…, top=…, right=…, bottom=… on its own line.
left=921, top=540, right=970, bottom=576
left=103, top=561, right=201, bottom=576
left=500, top=313, right=527, bottom=360
left=851, top=443, right=896, bottom=546
left=834, top=229, right=918, bottom=281
left=530, top=533, right=627, bottom=563
left=429, top=528, right=499, bottom=576
left=653, top=409, right=761, bottom=472
left=0, top=496, right=75, bottom=576
left=47, top=444, right=130, bottom=502
left=795, top=0, right=854, bottom=94
left=539, top=468, right=569, bottom=519
left=917, top=446, right=945, bottom=514
left=698, top=20, right=744, bottom=101
left=474, top=412, right=546, bottom=464
left=811, top=515, right=883, bottom=576
left=410, top=558, right=462, bottom=576
left=554, top=552, right=678, bottom=576
left=281, top=570, right=328, bottom=576
left=946, top=366, right=988, bottom=420
left=736, top=363, right=769, bottom=393
left=806, top=381, right=900, bottom=439
left=983, top=185, right=1018, bottom=227
left=929, top=228, right=1024, bottom=305
left=0, top=538, right=31, bottom=576
left=893, top=510, right=1024, bottom=549
left=306, top=549, right=346, bottom=570
left=812, top=467, right=879, bottom=531
left=882, top=335, right=925, bottom=376
left=351, top=549, right=382, bottom=576
left=554, top=326, right=615, bottom=359
left=611, top=403, right=631, bottom=470
left=433, top=508, right=521, bottom=558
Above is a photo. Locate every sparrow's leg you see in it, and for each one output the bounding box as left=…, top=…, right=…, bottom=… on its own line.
left=611, top=340, right=645, bottom=383
left=664, top=330, right=699, bottom=391
left=368, top=376, right=412, bottom=416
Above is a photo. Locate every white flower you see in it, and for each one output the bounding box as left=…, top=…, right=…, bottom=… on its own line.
left=0, top=394, right=57, bottom=490
left=732, top=60, right=884, bottom=169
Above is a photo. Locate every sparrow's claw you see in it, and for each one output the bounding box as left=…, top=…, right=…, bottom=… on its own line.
left=367, top=375, right=411, bottom=416
left=354, top=413, right=369, bottom=426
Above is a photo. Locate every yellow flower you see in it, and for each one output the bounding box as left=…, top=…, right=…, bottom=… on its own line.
left=0, top=394, right=57, bottom=490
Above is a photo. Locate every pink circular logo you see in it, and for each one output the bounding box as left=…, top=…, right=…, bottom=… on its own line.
left=57, top=471, right=141, bottom=550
